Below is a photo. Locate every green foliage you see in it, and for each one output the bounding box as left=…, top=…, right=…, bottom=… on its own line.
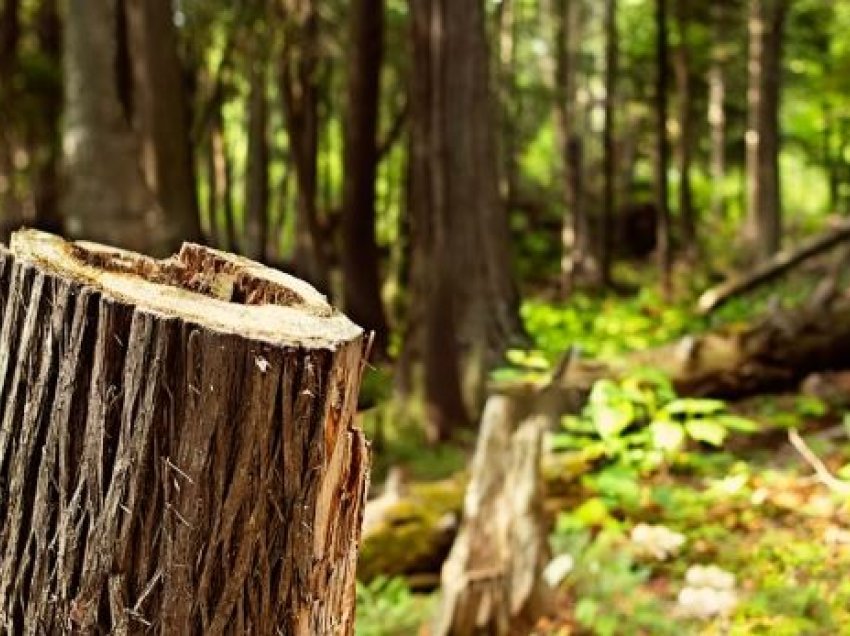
left=553, top=372, right=758, bottom=470
left=355, top=576, right=433, bottom=636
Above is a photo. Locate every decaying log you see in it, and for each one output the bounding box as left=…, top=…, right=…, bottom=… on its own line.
left=433, top=390, right=553, bottom=636
left=0, top=230, right=369, bottom=634
left=698, top=219, right=850, bottom=313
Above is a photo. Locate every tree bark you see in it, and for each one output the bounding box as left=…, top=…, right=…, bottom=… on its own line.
left=408, top=0, right=522, bottom=439
left=553, top=0, right=593, bottom=292
left=601, top=0, right=618, bottom=286
left=245, top=60, right=270, bottom=261
left=433, top=390, right=552, bottom=635
left=278, top=0, right=330, bottom=292
left=708, top=3, right=729, bottom=222
left=0, top=230, right=369, bottom=634
left=674, top=2, right=696, bottom=252
left=746, top=0, right=789, bottom=261
left=63, top=0, right=178, bottom=256
left=655, top=0, right=672, bottom=292
left=125, top=0, right=201, bottom=245
left=342, top=0, right=390, bottom=359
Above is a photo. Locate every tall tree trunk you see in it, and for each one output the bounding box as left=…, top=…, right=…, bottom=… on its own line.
left=210, top=102, right=238, bottom=253
left=495, top=0, right=520, bottom=205
left=674, top=2, right=696, bottom=252
left=655, top=0, right=672, bottom=291
left=0, top=0, right=20, bottom=237
left=279, top=0, right=329, bottom=291
left=746, top=0, right=789, bottom=261
left=245, top=60, right=270, bottom=261
left=708, top=3, right=728, bottom=222
left=0, top=229, right=369, bottom=634
left=341, top=0, right=390, bottom=358
left=125, top=0, right=201, bottom=244
left=408, top=0, right=522, bottom=440
left=553, top=0, right=592, bottom=292
left=600, top=0, right=617, bottom=286
left=63, top=0, right=177, bottom=255
left=31, top=0, right=63, bottom=234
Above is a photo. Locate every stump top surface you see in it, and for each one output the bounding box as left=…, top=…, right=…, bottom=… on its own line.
left=8, top=230, right=362, bottom=349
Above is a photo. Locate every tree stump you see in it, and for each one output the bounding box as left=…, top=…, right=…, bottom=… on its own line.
left=432, top=389, right=553, bottom=636
left=0, top=230, right=370, bottom=634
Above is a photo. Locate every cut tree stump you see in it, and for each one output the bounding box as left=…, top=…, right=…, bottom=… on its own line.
left=0, top=230, right=370, bottom=634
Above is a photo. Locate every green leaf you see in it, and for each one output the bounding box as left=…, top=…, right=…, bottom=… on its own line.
left=650, top=419, right=686, bottom=452
left=662, top=398, right=727, bottom=418
left=685, top=419, right=728, bottom=447
left=593, top=400, right=636, bottom=439
left=715, top=414, right=759, bottom=432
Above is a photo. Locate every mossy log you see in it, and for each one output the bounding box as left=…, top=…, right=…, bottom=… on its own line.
left=0, top=231, right=369, bottom=634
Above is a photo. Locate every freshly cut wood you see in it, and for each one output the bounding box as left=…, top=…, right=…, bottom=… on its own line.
left=698, top=220, right=850, bottom=313
left=433, top=389, right=553, bottom=636
left=0, top=230, right=369, bottom=634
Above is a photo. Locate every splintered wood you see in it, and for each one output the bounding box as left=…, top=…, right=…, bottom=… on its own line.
left=0, top=230, right=370, bottom=634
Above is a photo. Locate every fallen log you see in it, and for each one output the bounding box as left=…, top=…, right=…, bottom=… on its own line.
left=0, top=231, right=369, bottom=634
left=698, top=220, right=850, bottom=314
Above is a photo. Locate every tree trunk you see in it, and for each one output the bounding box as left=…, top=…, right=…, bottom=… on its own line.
left=0, top=229, right=369, bottom=634
left=63, top=0, right=177, bottom=256
left=655, top=0, right=672, bottom=292
left=746, top=0, right=789, bottom=261
left=245, top=60, right=270, bottom=261
left=0, top=0, right=20, bottom=238
left=342, top=0, right=390, bottom=359
left=408, top=0, right=522, bottom=439
left=600, top=0, right=617, bottom=286
left=674, top=2, right=696, bottom=252
left=125, top=0, right=201, bottom=245
left=210, top=102, right=238, bottom=253
left=31, top=0, right=63, bottom=235
left=553, top=0, right=593, bottom=292
left=279, top=0, right=330, bottom=292
left=708, top=3, right=729, bottom=222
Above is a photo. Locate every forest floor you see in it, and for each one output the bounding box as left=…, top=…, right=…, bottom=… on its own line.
left=355, top=260, right=850, bottom=635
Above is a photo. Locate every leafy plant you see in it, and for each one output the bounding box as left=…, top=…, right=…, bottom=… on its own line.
left=355, top=576, right=433, bottom=636
left=552, top=371, right=758, bottom=470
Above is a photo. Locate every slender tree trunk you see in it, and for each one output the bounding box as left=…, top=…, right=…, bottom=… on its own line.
left=32, top=0, right=63, bottom=234
left=495, top=0, right=520, bottom=205
left=245, top=60, right=270, bottom=261
left=655, top=0, right=672, bottom=291
left=209, top=103, right=238, bottom=253
left=125, top=0, right=201, bottom=244
left=708, top=3, right=728, bottom=222
left=746, top=0, right=789, bottom=260
left=63, top=0, right=179, bottom=255
left=601, top=0, right=617, bottom=286
left=0, top=230, right=369, bottom=634
left=279, top=0, right=329, bottom=291
left=0, top=0, right=20, bottom=237
left=674, top=2, right=696, bottom=252
left=342, top=0, right=390, bottom=358
left=553, top=0, right=592, bottom=292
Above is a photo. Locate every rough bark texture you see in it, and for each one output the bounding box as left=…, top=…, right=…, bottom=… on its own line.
left=0, top=230, right=369, bottom=634
left=341, top=0, right=390, bottom=359
left=433, top=391, right=552, bottom=636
